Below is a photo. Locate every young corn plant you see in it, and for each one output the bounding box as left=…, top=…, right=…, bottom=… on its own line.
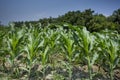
left=42, top=27, right=60, bottom=53
left=95, top=32, right=120, bottom=80
left=23, top=25, right=44, bottom=78
left=39, top=27, right=61, bottom=79
left=4, top=23, right=25, bottom=77
left=46, top=28, right=61, bottom=68
left=0, top=31, right=6, bottom=70
left=39, top=46, right=49, bottom=80
left=107, top=40, right=119, bottom=80
left=60, top=29, right=77, bottom=80
left=75, top=27, right=99, bottom=80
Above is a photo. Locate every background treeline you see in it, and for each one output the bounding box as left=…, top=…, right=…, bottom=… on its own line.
left=0, top=8, right=120, bottom=33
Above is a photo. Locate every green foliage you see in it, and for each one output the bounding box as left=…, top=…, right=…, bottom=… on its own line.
left=12, top=8, right=120, bottom=33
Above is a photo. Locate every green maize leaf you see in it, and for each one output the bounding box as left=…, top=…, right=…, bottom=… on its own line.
left=91, top=52, right=99, bottom=65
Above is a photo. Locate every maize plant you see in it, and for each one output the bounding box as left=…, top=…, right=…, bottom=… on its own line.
left=22, top=24, right=44, bottom=78
left=39, top=27, right=61, bottom=79
left=96, top=32, right=120, bottom=80
left=4, top=23, right=25, bottom=77
left=74, top=27, right=99, bottom=80
left=39, top=46, right=49, bottom=79
left=60, top=30, right=76, bottom=79
left=0, top=31, right=6, bottom=70
left=107, top=40, right=119, bottom=80
left=97, top=32, right=120, bottom=80
left=46, top=28, right=61, bottom=68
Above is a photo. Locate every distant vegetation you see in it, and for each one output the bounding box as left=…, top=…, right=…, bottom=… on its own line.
left=11, top=8, right=120, bottom=33
left=0, top=8, right=120, bottom=33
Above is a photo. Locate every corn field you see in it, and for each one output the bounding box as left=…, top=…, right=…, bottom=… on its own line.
left=0, top=23, right=120, bottom=80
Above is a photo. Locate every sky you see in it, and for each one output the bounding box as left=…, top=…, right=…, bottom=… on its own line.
left=0, top=0, right=120, bottom=25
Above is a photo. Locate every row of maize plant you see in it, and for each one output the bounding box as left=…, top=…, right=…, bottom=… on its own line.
left=0, top=23, right=120, bottom=80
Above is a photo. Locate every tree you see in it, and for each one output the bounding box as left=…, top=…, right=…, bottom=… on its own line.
left=88, top=14, right=107, bottom=32
left=111, top=8, right=120, bottom=24
left=108, top=8, right=120, bottom=32
left=82, top=9, right=94, bottom=27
